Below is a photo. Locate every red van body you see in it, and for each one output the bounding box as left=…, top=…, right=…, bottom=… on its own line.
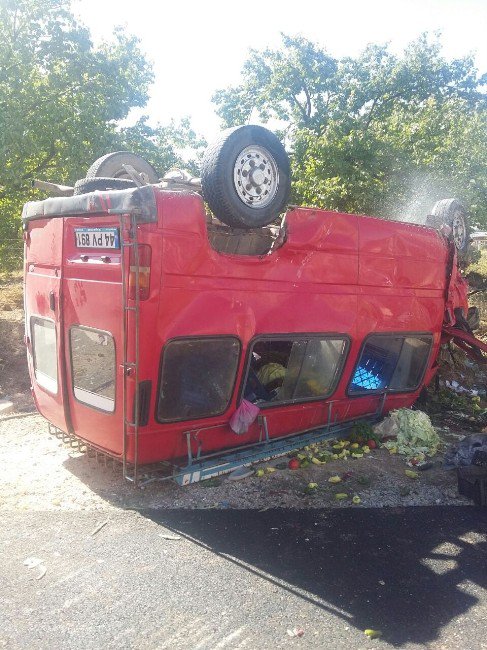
left=22, top=186, right=469, bottom=477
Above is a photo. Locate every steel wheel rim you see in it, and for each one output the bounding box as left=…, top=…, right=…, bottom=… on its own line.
left=233, top=145, right=279, bottom=209
left=452, top=211, right=467, bottom=250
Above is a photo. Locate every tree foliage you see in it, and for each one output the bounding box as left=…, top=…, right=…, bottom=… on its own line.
left=0, top=0, right=203, bottom=270
left=213, top=34, right=487, bottom=225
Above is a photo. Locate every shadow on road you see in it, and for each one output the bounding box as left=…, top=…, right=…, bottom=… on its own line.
left=143, top=506, right=487, bottom=646
left=61, top=451, right=487, bottom=646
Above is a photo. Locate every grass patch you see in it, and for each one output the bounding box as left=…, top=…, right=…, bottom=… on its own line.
left=0, top=271, right=23, bottom=310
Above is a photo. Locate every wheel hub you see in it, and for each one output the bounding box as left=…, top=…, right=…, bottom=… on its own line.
left=233, top=145, right=279, bottom=208
left=452, top=211, right=467, bottom=249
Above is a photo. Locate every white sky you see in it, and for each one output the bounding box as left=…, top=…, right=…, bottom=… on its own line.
left=73, top=0, right=487, bottom=141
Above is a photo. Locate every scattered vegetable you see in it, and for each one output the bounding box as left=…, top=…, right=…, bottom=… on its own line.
left=304, top=482, right=319, bottom=495
left=335, top=493, right=349, bottom=500
left=352, top=495, right=361, bottom=504
left=328, top=475, right=342, bottom=484
left=349, top=421, right=375, bottom=444
left=288, top=458, right=301, bottom=470
left=405, top=469, right=419, bottom=479
left=382, top=409, right=440, bottom=461
left=364, top=629, right=382, bottom=639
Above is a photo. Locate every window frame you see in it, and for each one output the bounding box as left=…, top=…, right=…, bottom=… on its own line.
left=155, top=335, right=242, bottom=424
left=347, top=332, right=434, bottom=397
left=30, top=315, right=58, bottom=395
left=69, top=324, right=117, bottom=414
left=239, top=333, right=351, bottom=409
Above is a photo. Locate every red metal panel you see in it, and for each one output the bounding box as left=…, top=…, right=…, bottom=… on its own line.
left=160, top=199, right=360, bottom=286
left=358, top=217, right=448, bottom=289
left=24, top=189, right=452, bottom=464
left=24, top=218, right=69, bottom=433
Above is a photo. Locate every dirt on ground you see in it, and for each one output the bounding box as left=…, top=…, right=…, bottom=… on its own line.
left=0, top=273, right=33, bottom=413
left=0, top=275, right=485, bottom=513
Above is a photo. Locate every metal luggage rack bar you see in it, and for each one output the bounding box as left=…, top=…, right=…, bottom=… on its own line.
left=172, top=418, right=382, bottom=487
left=170, top=395, right=386, bottom=486
left=47, top=394, right=386, bottom=488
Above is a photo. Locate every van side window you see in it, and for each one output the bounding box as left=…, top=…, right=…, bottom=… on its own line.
left=350, top=335, right=432, bottom=394
left=389, top=336, right=433, bottom=390
left=244, top=336, right=348, bottom=406
left=157, top=337, right=241, bottom=422
left=70, top=327, right=116, bottom=412
left=31, top=317, right=58, bottom=394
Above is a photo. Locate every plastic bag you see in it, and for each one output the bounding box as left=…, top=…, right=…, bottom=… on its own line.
left=229, top=399, right=260, bottom=435
left=444, top=434, right=487, bottom=468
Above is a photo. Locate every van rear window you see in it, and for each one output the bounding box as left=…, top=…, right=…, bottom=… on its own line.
left=244, top=336, right=348, bottom=406
left=157, top=337, right=240, bottom=422
left=31, top=317, right=58, bottom=394
left=70, top=327, right=116, bottom=412
left=349, top=334, right=432, bottom=394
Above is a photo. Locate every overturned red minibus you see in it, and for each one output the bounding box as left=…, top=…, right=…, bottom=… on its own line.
left=22, top=126, right=481, bottom=484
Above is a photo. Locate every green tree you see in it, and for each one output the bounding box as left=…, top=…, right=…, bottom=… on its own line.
left=0, top=0, right=202, bottom=270
left=119, top=116, right=207, bottom=177
left=213, top=34, right=487, bottom=225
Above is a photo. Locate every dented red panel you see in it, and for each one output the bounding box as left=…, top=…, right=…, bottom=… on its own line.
left=358, top=217, right=448, bottom=289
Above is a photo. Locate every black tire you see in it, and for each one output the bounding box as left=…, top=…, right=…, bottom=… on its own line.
left=86, top=152, right=159, bottom=184
left=201, top=125, right=291, bottom=229
left=73, top=177, right=136, bottom=195
left=425, top=198, right=470, bottom=261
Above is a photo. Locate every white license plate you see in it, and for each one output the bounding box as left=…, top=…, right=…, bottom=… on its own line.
left=75, top=227, right=120, bottom=249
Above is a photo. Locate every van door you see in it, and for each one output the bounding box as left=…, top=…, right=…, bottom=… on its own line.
left=61, top=216, right=125, bottom=456
left=24, top=217, right=71, bottom=433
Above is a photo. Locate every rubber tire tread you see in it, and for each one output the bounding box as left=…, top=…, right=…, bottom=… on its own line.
left=73, top=177, right=136, bottom=195
left=425, top=198, right=470, bottom=261
left=85, top=151, right=159, bottom=183
left=201, top=125, right=291, bottom=229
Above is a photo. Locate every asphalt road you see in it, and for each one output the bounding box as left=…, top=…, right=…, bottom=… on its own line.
left=1, top=507, right=487, bottom=649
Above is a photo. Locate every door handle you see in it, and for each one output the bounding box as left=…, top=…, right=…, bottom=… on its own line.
left=49, top=291, right=55, bottom=311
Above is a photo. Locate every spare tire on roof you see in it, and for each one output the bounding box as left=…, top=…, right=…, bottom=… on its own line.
left=85, top=151, right=159, bottom=184
left=426, top=198, right=470, bottom=262
left=201, top=125, right=291, bottom=229
left=73, top=177, right=136, bottom=195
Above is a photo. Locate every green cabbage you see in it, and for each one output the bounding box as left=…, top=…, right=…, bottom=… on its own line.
left=382, top=409, right=440, bottom=459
